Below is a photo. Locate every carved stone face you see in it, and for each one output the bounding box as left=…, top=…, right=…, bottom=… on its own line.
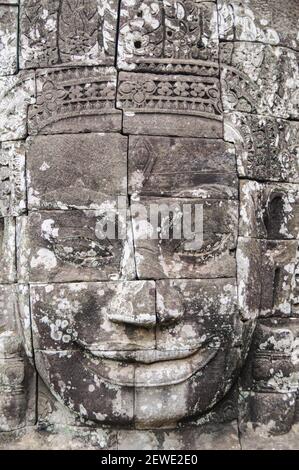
left=20, top=87, right=244, bottom=427
left=1, top=0, right=297, bottom=434
left=22, top=128, right=248, bottom=427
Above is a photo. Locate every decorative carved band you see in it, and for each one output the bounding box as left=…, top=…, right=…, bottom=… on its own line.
left=28, top=66, right=120, bottom=134
left=117, top=72, right=223, bottom=120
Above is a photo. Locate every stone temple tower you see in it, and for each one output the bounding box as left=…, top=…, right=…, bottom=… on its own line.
left=0, top=0, right=298, bottom=450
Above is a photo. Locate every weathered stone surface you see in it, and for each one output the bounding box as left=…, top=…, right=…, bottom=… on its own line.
left=15, top=284, right=33, bottom=359
left=240, top=180, right=299, bottom=239
left=35, top=349, right=135, bottom=426
left=0, top=141, right=26, bottom=217
left=294, top=259, right=299, bottom=316
left=17, top=210, right=135, bottom=282
left=28, top=276, right=247, bottom=428
left=1, top=0, right=298, bottom=448
left=190, top=386, right=239, bottom=427
left=131, top=197, right=238, bottom=279
left=218, top=0, right=299, bottom=50
left=259, top=243, right=298, bottom=318
left=224, top=113, right=299, bottom=182
left=221, top=42, right=299, bottom=119
left=134, top=347, right=241, bottom=428
left=118, top=422, right=240, bottom=450
left=120, top=278, right=243, bottom=428
left=0, top=284, right=36, bottom=431
left=0, top=285, right=21, bottom=359
left=30, top=281, right=156, bottom=351
left=237, top=237, right=260, bottom=321
left=0, top=5, right=18, bottom=76
left=240, top=423, right=299, bottom=450
left=0, top=217, right=16, bottom=283
left=20, top=0, right=118, bottom=69
left=237, top=238, right=298, bottom=319
left=28, top=279, right=249, bottom=429
left=129, top=136, right=237, bottom=199
left=238, top=317, right=299, bottom=439
left=28, top=66, right=121, bottom=135
left=239, top=391, right=296, bottom=437
left=118, top=0, right=219, bottom=74
left=0, top=358, right=36, bottom=432
left=37, top=377, right=86, bottom=429
left=0, top=72, right=35, bottom=141
left=27, top=133, right=127, bottom=210
left=0, top=425, right=118, bottom=449
left=242, top=319, right=299, bottom=394
left=156, top=278, right=240, bottom=350
left=118, top=72, right=223, bottom=137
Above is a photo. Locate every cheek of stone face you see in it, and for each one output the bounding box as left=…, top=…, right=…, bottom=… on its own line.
left=156, top=279, right=240, bottom=351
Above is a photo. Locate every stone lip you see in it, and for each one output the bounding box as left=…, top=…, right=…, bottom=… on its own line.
left=91, top=347, right=205, bottom=363
left=83, top=346, right=219, bottom=387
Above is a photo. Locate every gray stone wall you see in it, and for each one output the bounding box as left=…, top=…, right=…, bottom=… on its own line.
left=0, top=0, right=298, bottom=450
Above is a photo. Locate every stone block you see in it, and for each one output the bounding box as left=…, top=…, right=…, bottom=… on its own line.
left=27, top=133, right=127, bottom=210
left=218, top=0, right=299, bottom=50
left=118, top=0, right=219, bottom=74
left=240, top=180, right=299, bottom=239
left=0, top=5, right=18, bottom=76
left=128, top=136, right=237, bottom=199
left=250, top=319, right=299, bottom=394
left=131, top=197, right=238, bottom=279
left=221, top=42, right=299, bottom=119
left=237, top=238, right=298, bottom=319
left=239, top=391, right=296, bottom=437
left=118, top=72, right=223, bottom=138
left=17, top=210, right=135, bottom=282
left=0, top=426, right=117, bottom=450
left=0, top=284, right=36, bottom=432
left=0, top=72, right=35, bottom=141
left=28, top=66, right=122, bottom=135
left=30, top=281, right=156, bottom=351
left=0, top=284, right=20, bottom=358
left=0, top=141, right=26, bottom=217
left=20, top=0, right=118, bottom=68
left=118, top=422, right=240, bottom=450
left=156, top=278, right=240, bottom=351
left=0, top=217, right=16, bottom=283
left=224, top=113, right=299, bottom=183
left=35, top=349, right=134, bottom=426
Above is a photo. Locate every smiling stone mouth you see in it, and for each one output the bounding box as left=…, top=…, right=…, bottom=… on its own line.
left=89, top=348, right=206, bottom=363
left=81, top=346, right=219, bottom=387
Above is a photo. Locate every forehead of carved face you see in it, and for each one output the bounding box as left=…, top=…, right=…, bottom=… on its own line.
left=13, top=0, right=298, bottom=429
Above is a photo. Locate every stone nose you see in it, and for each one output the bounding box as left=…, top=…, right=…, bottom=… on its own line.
left=106, top=281, right=157, bottom=329
left=108, top=310, right=157, bottom=328
left=106, top=281, right=184, bottom=328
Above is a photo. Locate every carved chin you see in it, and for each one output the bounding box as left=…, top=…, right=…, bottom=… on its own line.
left=35, top=346, right=240, bottom=428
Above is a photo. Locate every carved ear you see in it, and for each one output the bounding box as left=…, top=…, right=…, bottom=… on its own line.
left=156, top=282, right=185, bottom=325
